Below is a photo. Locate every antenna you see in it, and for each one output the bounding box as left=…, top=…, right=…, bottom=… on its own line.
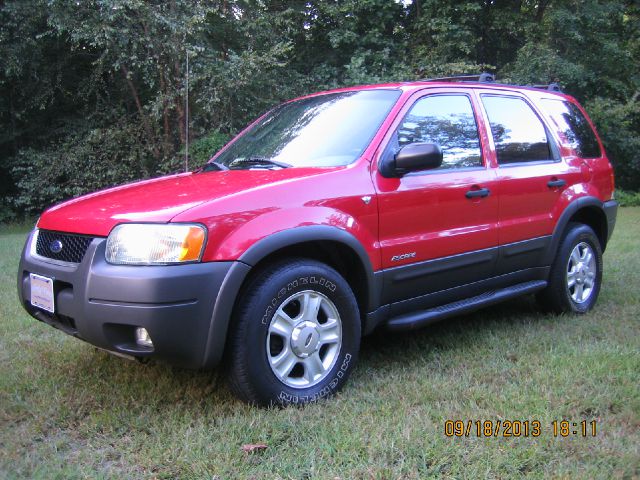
left=185, top=49, right=189, bottom=172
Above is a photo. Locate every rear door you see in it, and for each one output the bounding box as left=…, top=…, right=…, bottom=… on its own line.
left=373, top=88, right=499, bottom=305
left=475, top=91, right=580, bottom=274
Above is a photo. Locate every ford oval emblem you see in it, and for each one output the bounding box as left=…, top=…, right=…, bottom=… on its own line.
left=49, top=239, right=63, bottom=254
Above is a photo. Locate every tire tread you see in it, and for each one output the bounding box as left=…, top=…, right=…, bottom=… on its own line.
left=225, top=257, right=359, bottom=406
left=537, top=222, right=602, bottom=314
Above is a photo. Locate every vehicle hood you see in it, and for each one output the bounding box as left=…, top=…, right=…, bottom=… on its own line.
left=37, top=169, right=322, bottom=236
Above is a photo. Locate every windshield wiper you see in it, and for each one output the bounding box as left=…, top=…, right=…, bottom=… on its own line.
left=200, top=161, right=229, bottom=172
left=229, top=157, right=292, bottom=169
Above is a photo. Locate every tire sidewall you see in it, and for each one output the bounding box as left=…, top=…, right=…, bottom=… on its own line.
left=558, top=225, right=603, bottom=313
left=239, top=262, right=360, bottom=406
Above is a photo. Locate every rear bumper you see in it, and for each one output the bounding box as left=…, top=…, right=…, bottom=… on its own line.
left=603, top=199, right=618, bottom=243
left=17, top=229, right=248, bottom=368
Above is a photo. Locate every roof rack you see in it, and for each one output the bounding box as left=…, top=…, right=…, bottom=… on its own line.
left=420, top=72, right=563, bottom=93
left=423, top=72, right=496, bottom=83
left=532, top=82, right=562, bottom=92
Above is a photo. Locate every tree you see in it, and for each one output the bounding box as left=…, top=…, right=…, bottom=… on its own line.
left=0, top=0, right=638, bottom=220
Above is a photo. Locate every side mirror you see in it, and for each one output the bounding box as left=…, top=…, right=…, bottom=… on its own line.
left=394, top=142, right=443, bottom=174
left=379, top=142, right=443, bottom=178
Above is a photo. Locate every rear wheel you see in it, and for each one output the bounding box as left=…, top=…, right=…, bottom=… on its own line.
left=537, top=223, right=603, bottom=314
left=226, top=258, right=360, bottom=406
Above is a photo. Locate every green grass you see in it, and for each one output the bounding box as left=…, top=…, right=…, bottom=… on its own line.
left=1, top=210, right=639, bottom=479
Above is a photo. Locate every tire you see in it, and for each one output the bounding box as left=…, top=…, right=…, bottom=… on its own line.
left=226, top=258, right=361, bottom=406
left=537, top=223, right=603, bottom=314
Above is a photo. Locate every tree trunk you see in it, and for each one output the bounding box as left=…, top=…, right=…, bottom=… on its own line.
left=535, top=0, right=552, bottom=23
left=121, top=65, right=160, bottom=159
left=158, top=68, right=172, bottom=153
left=174, top=60, right=187, bottom=147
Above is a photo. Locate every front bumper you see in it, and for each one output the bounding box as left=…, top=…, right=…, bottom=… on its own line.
left=17, top=229, right=247, bottom=368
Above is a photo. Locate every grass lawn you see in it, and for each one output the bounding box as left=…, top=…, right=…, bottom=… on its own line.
left=1, top=209, right=639, bottom=479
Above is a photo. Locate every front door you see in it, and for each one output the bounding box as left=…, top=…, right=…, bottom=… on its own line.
left=373, top=89, right=499, bottom=305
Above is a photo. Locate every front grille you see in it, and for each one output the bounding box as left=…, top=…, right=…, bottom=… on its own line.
left=31, top=307, right=79, bottom=336
left=35, top=230, right=94, bottom=264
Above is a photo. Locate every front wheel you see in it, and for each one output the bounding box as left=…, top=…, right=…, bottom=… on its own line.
left=537, top=223, right=603, bottom=314
left=226, top=259, right=360, bottom=406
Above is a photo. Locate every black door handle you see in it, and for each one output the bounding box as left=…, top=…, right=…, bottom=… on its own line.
left=465, top=188, right=490, bottom=199
left=547, top=179, right=566, bottom=188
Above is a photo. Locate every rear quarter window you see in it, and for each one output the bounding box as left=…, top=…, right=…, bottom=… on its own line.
left=540, top=99, right=601, bottom=158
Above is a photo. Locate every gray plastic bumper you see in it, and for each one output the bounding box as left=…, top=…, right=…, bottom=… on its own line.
left=17, top=230, right=249, bottom=368
left=603, top=199, right=618, bottom=243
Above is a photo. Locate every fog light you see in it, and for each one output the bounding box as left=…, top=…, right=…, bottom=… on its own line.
left=135, top=327, right=153, bottom=348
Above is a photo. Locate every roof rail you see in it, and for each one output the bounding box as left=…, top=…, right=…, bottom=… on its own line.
left=423, top=72, right=495, bottom=83
left=419, top=72, right=564, bottom=93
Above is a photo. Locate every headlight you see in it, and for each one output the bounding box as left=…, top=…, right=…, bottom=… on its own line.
left=106, top=223, right=206, bottom=265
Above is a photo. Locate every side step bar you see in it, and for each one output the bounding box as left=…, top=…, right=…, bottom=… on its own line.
left=385, top=280, right=547, bottom=332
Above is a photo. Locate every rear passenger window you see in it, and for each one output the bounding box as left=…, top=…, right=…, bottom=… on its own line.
left=481, top=95, right=553, bottom=164
left=540, top=99, right=601, bottom=158
left=397, top=95, right=482, bottom=169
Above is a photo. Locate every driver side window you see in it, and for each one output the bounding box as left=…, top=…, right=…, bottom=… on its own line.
left=396, top=94, right=482, bottom=170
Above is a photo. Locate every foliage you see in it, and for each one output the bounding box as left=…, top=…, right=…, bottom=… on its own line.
left=159, top=129, right=231, bottom=174
left=9, top=121, right=150, bottom=213
left=586, top=96, right=640, bottom=191
left=186, top=130, right=231, bottom=166
left=616, top=189, right=640, bottom=207
left=0, top=0, right=639, bottom=218
left=0, top=202, right=17, bottom=224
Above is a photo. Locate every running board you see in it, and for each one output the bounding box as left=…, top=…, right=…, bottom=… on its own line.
left=385, top=280, right=547, bottom=332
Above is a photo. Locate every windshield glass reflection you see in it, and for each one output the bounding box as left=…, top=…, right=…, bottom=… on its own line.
left=208, top=90, right=401, bottom=169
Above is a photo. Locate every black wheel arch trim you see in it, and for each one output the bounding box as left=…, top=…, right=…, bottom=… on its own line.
left=603, top=199, right=618, bottom=243
left=237, top=225, right=379, bottom=311
left=202, top=261, right=251, bottom=369
left=544, top=196, right=614, bottom=264
left=201, top=226, right=379, bottom=368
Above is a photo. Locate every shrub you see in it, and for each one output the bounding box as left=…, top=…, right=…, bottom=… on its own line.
left=188, top=130, right=231, bottom=165
left=9, top=122, right=153, bottom=216
left=586, top=97, right=640, bottom=192
left=157, top=130, right=231, bottom=175
left=616, top=189, right=640, bottom=207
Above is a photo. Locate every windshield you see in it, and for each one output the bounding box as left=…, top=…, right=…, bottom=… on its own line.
left=206, top=89, right=401, bottom=170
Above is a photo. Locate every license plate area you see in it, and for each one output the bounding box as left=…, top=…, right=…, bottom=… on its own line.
left=30, top=273, right=55, bottom=313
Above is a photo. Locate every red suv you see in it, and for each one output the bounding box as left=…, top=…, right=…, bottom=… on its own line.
left=18, top=74, right=617, bottom=406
